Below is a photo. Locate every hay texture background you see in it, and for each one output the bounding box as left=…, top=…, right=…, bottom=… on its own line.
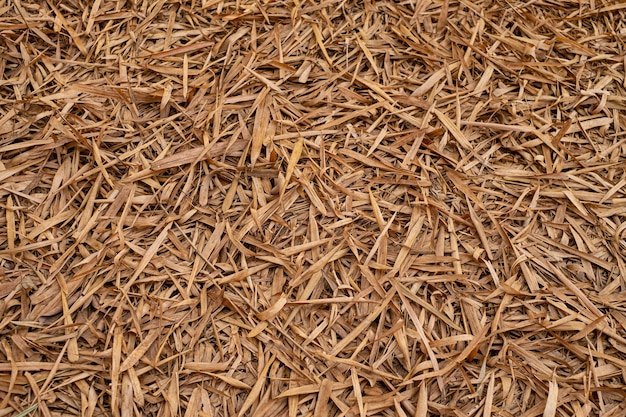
left=1, top=0, right=626, bottom=416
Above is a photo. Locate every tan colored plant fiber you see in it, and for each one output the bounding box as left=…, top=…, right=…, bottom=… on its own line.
left=1, top=0, right=626, bottom=416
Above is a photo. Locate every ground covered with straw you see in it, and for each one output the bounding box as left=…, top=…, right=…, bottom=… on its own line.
left=1, top=0, right=626, bottom=416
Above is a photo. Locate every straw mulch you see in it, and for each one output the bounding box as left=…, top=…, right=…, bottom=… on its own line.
left=1, top=0, right=626, bottom=416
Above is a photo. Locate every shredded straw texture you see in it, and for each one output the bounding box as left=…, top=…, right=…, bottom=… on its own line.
left=1, top=0, right=626, bottom=416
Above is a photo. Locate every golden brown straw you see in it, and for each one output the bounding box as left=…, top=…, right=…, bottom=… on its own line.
left=1, top=0, right=626, bottom=416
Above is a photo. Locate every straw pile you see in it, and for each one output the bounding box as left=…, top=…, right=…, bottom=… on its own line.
left=1, top=0, right=626, bottom=416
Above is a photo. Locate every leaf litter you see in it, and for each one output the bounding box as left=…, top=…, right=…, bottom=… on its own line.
left=1, top=0, right=626, bottom=416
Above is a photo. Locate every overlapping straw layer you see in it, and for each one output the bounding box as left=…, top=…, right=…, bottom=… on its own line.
left=1, top=0, right=626, bottom=416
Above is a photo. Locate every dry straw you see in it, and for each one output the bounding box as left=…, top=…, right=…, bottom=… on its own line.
left=1, top=0, right=626, bottom=416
